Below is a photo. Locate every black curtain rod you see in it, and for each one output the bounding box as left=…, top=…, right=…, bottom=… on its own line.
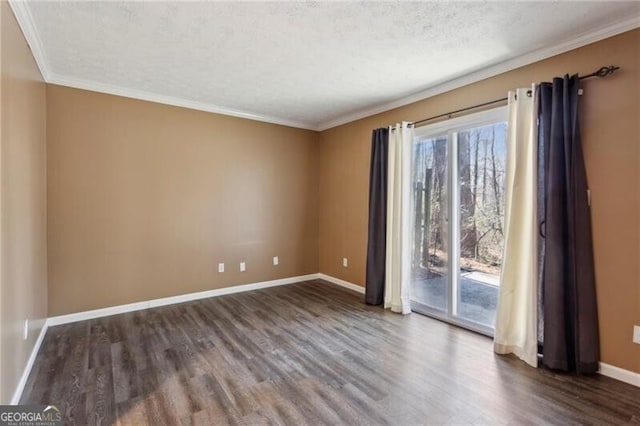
left=409, top=65, right=619, bottom=127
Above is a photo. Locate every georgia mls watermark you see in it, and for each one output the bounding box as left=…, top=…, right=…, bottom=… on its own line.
left=0, top=405, right=62, bottom=426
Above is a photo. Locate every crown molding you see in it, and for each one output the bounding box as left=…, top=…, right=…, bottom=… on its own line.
left=316, top=14, right=640, bottom=131
left=9, top=0, right=640, bottom=132
left=8, top=0, right=51, bottom=81
left=8, top=1, right=318, bottom=131
left=47, top=73, right=319, bottom=130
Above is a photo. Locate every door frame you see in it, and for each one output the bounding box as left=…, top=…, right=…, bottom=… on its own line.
left=409, top=106, right=508, bottom=337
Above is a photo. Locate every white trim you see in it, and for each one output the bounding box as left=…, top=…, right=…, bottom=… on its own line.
left=8, top=1, right=315, bottom=130
left=317, top=273, right=365, bottom=294
left=46, top=73, right=317, bottom=131
left=11, top=276, right=638, bottom=406
left=38, top=274, right=363, bottom=328
left=10, top=322, right=49, bottom=405
left=11, top=274, right=319, bottom=404
left=317, top=15, right=640, bottom=131
left=9, top=0, right=640, bottom=132
left=413, top=106, right=508, bottom=140
left=599, top=362, right=640, bottom=387
left=47, top=274, right=319, bottom=326
left=7, top=0, right=50, bottom=81
left=6, top=275, right=356, bottom=405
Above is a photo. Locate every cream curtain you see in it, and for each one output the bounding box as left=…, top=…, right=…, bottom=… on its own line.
left=494, top=86, right=539, bottom=367
left=384, top=122, right=413, bottom=315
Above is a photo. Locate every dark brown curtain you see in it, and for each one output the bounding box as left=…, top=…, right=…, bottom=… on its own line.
left=539, top=75, right=599, bottom=373
left=365, top=128, right=389, bottom=305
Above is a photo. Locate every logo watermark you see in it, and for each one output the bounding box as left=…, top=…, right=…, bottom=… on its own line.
left=0, top=405, right=62, bottom=426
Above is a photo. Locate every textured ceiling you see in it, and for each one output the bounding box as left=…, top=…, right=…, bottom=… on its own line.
left=13, top=1, right=640, bottom=130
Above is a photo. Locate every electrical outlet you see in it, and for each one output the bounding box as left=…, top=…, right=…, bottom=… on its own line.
left=273, top=256, right=279, bottom=266
left=23, top=319, right=29, bottom=340
left=342, top=258, right=348, bottom=267
left=240, top=262, right=246, bottom=272
left=633, top=325, right=640, bottom=344
left=218, top=263, right=224, bottom=273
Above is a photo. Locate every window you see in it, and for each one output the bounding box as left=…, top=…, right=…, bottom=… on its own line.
left=409, top=107, right=508, bottom=335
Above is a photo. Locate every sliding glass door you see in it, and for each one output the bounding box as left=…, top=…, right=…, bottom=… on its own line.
left=409, top=108, right=507, bottom=335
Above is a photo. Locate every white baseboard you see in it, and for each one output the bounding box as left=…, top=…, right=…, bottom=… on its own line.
left=317, top=273, right=365, bottom=294
left=12, top=273, right=321, bottom=404
left=315, top=276, right=640, bottom=390
left=45, top=273, right=362, bottom=328
left=48, top=274, right=319, bottom=326
left=11, top=273, right=360, bottom=403
left=599, top=362, right=640, bottom=387
left=10, top=321, right=49, bottom=404
left=27, top=274, right=639, bottom=407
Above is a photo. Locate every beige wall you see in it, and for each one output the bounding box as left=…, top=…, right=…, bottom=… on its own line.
left=47, top=85, right=319, bottom=316
left=4, top=5, right=638, bottom=391
left=0, top=2, right=48, bottom=404
left=318, top=29, right=640, bottom=374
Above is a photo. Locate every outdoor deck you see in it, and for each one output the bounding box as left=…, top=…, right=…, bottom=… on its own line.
left=410, top=270, right=498, bottom=328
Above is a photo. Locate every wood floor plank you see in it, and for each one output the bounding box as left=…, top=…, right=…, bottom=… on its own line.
left=20, top=280, right=640, bottom=425
left=85, top=365, right=116, bottom=426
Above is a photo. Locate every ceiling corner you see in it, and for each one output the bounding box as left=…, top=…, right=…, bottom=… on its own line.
left=316, top=13, right=640, bottom=132
left=8, top=0, right=51, bottom=81
left=46, top=72, right=320, bottom=131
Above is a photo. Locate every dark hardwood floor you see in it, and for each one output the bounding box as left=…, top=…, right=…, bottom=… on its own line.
left=21, top=280, right=640, bottom=425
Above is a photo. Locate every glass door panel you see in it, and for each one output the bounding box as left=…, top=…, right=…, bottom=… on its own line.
left=408, top=108, right=508, bottom=336
left=455, top=123, right=507, bottom=328
left=410, top=136, right=448, bottom=313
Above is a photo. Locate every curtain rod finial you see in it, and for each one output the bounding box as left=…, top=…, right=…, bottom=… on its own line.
left=596, top=65, right=619, bottom=77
